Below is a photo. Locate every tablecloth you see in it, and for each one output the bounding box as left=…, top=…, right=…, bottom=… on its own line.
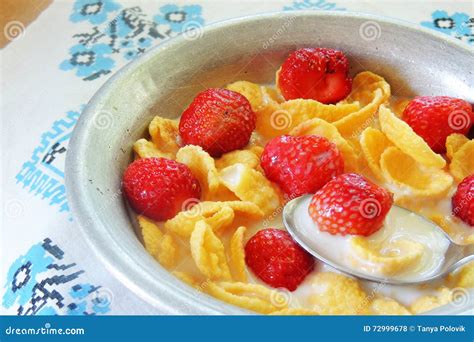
left=1, top=0, right=473, bottom=315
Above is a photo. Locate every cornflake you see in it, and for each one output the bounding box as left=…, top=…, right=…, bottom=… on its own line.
left=449, top=140, right=474, bottom=182
left=350, top=237, right=424, bottom=275
left=190, top=220, right=231, bottom=281
left=229, top=226, right=247, bottom=282
left=149, top=116, right=180, bottom=156
left=334, top=71, right=391, bottom=138
left=379, top=105, right=446, bottom=169
left=205, top=282, right=286, bottom=314
left=359, top=127, right=393, bottom=180
left=219, top=163, right=281, bottom=216
left=133, top=139, right=173, bottom=159
left=138, top=216, right=179, bottom=268
left=370, top=297, right=411, bottom=315
left=308, top=272, right=369, bottom=315
left=380, top=146, right=453, bottom=198
left=290, top=118, right=360, bottom=172
left=176, top=145, right=220, bottom=200
left=410, top=287, right=453, bottom=314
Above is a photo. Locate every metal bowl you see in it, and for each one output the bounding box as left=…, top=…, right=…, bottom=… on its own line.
left=65, top=11, right=474, bottom=315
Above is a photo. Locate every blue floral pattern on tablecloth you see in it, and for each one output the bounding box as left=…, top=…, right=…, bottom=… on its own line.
left=283, top=0, right=346, bottom=11
left=70, top=0, right=121, bottom=25
left=15, top=109, right=82, bottom=221
left=60, top=1, right=205, bottom=81
left=421, top=10, right=473, bottom=44
left=3, top=239, right=111, bottom=315
left=154, top=4, right=204, bottom=31
left=60, top=43, right=115, bottom=79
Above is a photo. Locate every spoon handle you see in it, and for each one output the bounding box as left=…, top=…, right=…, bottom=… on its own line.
left=466, top=243, right=474, bottom=257
left=447, top=244, right=474, bottom=275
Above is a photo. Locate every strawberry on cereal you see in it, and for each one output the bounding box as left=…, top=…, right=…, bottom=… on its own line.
left=277, top=48, right=352, bottom=104
left=309, top=173, right=393, bottom=236
left=122, top=157, right=201, bottom=221
left=179, top=88, right=256, bottom=157
left=260, top=135, right=344, bottom=198
left=245, top=228, right=314, bottom=291
left=452, top=175, right=474, bottom=227
left=402, top=96, right=473, bottom=153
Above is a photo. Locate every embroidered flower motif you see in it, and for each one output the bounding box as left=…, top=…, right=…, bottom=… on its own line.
left=119, top=39, right=132, bottom=49
left=154, top=4, right=204, bottom=32
left=122, top=40, right=138, bottom=60
left=106, top=11, right=134, bottom=38
left=118, top=38, right=150, bottom=61
left=60, top=43, right=115, bottom=80
left=2, top=240, right=111, bottom=315
left=421, top=10, right=473, bottom=44
left=138, top=37, right=152, bottom=48
left=283, top=0, right=346, bottom=11
left=70, top=0, right=121, bottom=25
left=62, top=4, right=204, bottom=81
left=2, top=244, right=52, bottom=309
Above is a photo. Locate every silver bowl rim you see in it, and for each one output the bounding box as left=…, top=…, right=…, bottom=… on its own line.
left=65, top=10, right=474, bottom=315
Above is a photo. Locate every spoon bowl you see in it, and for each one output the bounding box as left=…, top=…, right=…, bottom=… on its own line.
left=283, top=194, right=474, bottom=285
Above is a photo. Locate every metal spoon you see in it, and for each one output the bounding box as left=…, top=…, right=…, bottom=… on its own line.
left=283, top=194, right=474, bottom=285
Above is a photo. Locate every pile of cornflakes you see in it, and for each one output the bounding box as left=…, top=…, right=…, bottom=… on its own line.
left=133, top=71, right=473, bottom=315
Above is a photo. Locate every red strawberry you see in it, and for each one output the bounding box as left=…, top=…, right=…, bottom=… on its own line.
left=123, top=157, right=201, bottom=221
left=309, top=173, right=393, bottom=236
left=452, top=175, right=474, bottom=227
left=179, top=88, right=256, bottom=157
left=260, top=135, right=344, bottom=198
left=277, top=47, right=352, bottom=104
left=402, top=96, right=473, bottom=153
left=245, top=228, right=314, bottom=291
